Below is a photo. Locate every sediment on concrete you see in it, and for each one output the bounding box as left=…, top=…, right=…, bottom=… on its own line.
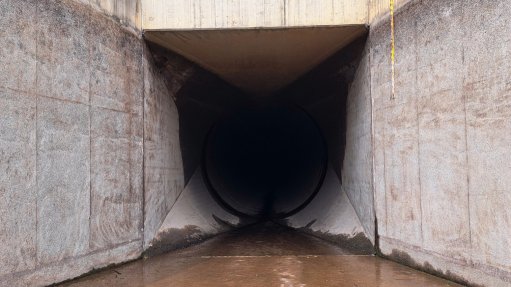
left=0, top=0, right=181, bottom=285
left=2, top=1, right=511, bottom=287
left=369, top=0, right=511, bottom=286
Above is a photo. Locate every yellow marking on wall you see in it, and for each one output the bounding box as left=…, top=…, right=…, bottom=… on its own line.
left=390, top=0, right=396, bottom=100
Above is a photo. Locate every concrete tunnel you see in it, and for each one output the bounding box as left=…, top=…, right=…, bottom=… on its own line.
left=142, top=26, right=375, bottom=255
left=3, top=1, right=511, bottom=286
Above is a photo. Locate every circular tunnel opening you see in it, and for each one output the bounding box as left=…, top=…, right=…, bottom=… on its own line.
left=203, top=104, right=328, bottom=220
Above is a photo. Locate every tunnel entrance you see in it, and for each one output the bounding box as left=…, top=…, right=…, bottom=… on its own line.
left=145, top=33, right=373, bottom=255
left=203, top=104, right=328, bottom=219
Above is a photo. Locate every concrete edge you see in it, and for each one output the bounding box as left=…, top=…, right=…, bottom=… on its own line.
left=0, top=241, right=142, bottom=287
left=379, top=237, right=511, bottom=287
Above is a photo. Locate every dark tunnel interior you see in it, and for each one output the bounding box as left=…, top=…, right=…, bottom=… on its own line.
left=202, top=104, right=328, bottom=219
left=149, top=35, right=367, bottom=224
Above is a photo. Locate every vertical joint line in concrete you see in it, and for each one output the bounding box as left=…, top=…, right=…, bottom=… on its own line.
left=369, top=45, right=378, bottom=244
left=34, top=0, right=39, bottom=264
left=382, top=104, right=389, bottom=235
left=282, top=0, right=287, bottom=26
left=141, top=44, right=146, bottom=248
left=414, top=18, right=424, bottom=246
left=383, top=125, right=388, bottom=235
left=460, top=2, right=472, bottom=249
left=88, top=5, right=93, bottom=250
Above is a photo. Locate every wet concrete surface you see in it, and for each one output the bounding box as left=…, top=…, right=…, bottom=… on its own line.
left=60, top=223, right=462, bottom=287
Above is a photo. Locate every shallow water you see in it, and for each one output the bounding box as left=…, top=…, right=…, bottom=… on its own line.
left=60, top=223, right=461, bottom=287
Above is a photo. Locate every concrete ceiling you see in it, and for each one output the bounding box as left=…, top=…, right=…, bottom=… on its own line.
left=144, top=26, right=367, bottom=96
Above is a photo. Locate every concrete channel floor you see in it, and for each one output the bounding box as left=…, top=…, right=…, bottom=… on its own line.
left=60, top=223, right=461, bottom=287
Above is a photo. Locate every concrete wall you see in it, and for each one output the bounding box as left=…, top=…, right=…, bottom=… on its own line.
left=142, top=0, right=368, bottom=30
left=284, top=168, right=373, bottom=254
left=142, top=47, right=185, bottom=249
left=368, top=0, right=412, bottom=24
left=145, top=167, right=249, bottom=256
left=273, top=37, right=374, bottom=251
left=78, top=0, right=141, bottom=31
left=369, top=0, right=511, bottom=286
left=0, top=0, right=182, bottom=285
left=141, top=44, right=254, bottom=254
left=342, top=47, right=375, bottom=244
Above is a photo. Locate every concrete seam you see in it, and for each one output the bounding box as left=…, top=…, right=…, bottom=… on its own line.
left=192, top=0, right=197, bottom=29
left=213, top=1, right=217, bottom=29
left=283, top=0, right=287, bottom=26
left=367, top=0, right=371, bottom=25
left=382, top=103, right=388, bottom=234
left=141, top=44, right=146, bottom=248
left=34, top=93, right=92, bottom=107
left=460, top=1, right=473, bottom=251
left=413, top=16, right=424, bottom=246
left=141, top=47, right=178, bottom=245
left=126, top=50, right=134, bottom=248
left=34, top=0, right=39, bottom=266
left=140, top=0, right=143, bottom=30
left=198, top=255, right=373, bottom=259
left=368, top=44, right=378, bottom=245
left=88, top=4, right=93, bottom=251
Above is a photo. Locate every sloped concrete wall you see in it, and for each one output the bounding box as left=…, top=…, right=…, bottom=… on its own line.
left=0, top=0, right=182, bottom=285
left=283, top=168, right=373, bottom=254
left=142, top=44, right=253, bottom=254
left=142, top=47, right=185, bottom=249
left=342, top=46, right=375, bottom=244
left=277, top=37, right=375, bottom=248
left=145, top=167, right=248, bottom=256
left=370, top=0, right=511, bottom=286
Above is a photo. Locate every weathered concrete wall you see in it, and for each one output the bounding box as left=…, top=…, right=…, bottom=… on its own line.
left=145, top=168, right=249, bottom=256
left=283, top=168, right=373, bottom=254
left=278, top=37, right=375, bottom=247
left=370, top=0, right=511, bottom=286
left=76, top=0, right=141, bottom=32
left=342, top=47, right=375, bottom=244
left=146, top=43, right=247, bottom=184
left=0, top=0, right=181, bottom=285
left=142, top=47, right=185, bottom=249
left=141, top=44, right=252, bottom=253
left=142, top=0, right=368, bottom=30
left=369, top=0, right=412, bottom=25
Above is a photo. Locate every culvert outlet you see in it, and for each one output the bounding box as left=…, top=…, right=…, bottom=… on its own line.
left=203, top=104, right=328, bottom=219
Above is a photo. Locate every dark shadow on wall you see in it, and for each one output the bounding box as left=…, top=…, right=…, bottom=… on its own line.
left=145, top=35, right=368, bottom=228
left=147, top=43, right=250, bottom=184
left=275, top=35, right=368, bottom=181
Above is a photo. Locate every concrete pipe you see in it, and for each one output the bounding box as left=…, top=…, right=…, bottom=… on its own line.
left=202, top=104, right=328, bottom=220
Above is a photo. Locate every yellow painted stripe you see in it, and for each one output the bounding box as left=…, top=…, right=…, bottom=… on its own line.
left=390, top=0, right=396, bottom=100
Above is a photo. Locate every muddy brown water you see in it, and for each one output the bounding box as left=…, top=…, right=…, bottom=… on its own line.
left=60, top=223, right=461, bottom=287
